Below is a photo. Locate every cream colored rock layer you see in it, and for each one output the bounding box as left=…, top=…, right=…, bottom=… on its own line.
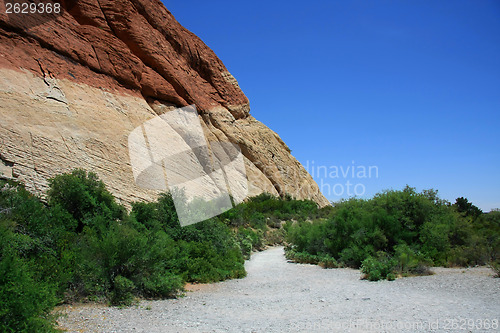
left=0, top=68, right=330, bottom=208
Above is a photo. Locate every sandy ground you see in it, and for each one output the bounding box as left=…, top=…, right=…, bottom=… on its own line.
left=56, top=247, right=500, bottom=333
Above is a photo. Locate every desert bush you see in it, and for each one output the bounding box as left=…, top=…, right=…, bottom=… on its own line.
left=361, top=252, right=396, bottom=281
left=235, top=227, right=264, bottom=259
left=238, top=227, right=263, bottom=249
left=131, top=193, right=246, bottom=284
left=219, top=192, right=320, bottom=228
left=393, top=243, right=432, bottom=276
left=285, top=248, right=337, bottom=268
left=238, top=235, right=253, bottom=259
left=47, top=169, right=125, bottom=232
left=318, top=254, right=338, bottom=268
left=141, top=272, right=184, bottom=298
left=249, top=211, right=266, bottom=229
left=111, top=275, right=135, bottom=306
left=264, top=227, right=286, bottom=246
left=475, top=210, right=500, bottom=262
left=286, top=186, right=498, bottom=279
left=0, top=169, right=251, bottom=331
left=489, top=260, right=500, bottom=278
left=0, top=226, right=58, bottom=332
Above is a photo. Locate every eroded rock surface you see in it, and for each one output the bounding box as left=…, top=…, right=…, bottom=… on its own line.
left=0, top=0, right=329, bottom=207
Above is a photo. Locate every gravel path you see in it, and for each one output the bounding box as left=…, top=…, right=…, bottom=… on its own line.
left=56, top=247, right=500, bottom=332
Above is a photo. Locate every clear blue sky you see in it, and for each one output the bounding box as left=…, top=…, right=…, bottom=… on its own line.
left=164, top=0, right=500, bottom=211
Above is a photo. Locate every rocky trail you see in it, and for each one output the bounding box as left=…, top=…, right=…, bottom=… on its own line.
left=57, top=247, right=499, bottom=332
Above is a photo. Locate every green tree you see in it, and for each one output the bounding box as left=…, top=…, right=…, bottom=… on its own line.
left=454, top=197, right=482, bottom=220
left=47, top=169, right=124, bottom=232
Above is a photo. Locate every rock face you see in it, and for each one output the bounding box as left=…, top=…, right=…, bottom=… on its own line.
left=0, top=0, right=329, bottom=207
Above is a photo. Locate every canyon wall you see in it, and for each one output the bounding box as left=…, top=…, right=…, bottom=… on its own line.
left=0, top=0, right=329, bottom=207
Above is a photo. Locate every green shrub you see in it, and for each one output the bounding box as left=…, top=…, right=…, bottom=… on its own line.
left=361, top=253, right=396, bottom=281
left=318, top=254, right=338, bottom=269
left=0, top=168, right=251, bottom=332
left=111, top=275, right=135, bottom=306
left=264, top=228, right=286, bottom=246
left=489, top=260, right=500, bottom=278
left=47, top=169, right=125, bottom=232
left=239, top=235, right=253, bottom=259
left=249, top=211, right=267, bottom=230
left=238, top=228, right=263, bottom=249
left=0, top=242, right=57, bottom=332
left=141, top=272, right=183, bottom=298
left=286, top=187, right=498, bottom=276
left=285, top=249, right=336, bottom=267
left=394, top=243, right=432, bottom=276
left=220, top=192, right=320, bottom=228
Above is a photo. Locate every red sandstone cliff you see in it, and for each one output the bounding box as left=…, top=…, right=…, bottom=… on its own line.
left=0, top=0, right=329, bottom=207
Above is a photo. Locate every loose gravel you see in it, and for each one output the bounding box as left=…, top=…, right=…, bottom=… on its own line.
left=56, top=247, right=500, bottom=332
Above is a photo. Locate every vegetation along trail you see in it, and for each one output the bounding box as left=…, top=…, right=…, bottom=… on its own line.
left=58, top=246, right=499, bottom=333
